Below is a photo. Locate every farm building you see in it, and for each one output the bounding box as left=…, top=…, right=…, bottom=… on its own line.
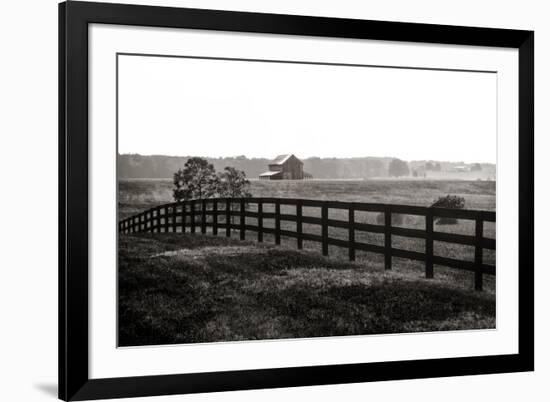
left=452, top=165, right=469, bottom=172
left=259, top=154, right=312, bottom=180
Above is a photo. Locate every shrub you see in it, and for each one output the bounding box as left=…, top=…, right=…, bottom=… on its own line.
left=430, top=195, right=466, bottom=225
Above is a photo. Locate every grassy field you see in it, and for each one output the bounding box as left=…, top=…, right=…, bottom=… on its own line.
left=118, top=178, right=495, bottom=219
left=118, top=179, right=496, bottom=345
left=119, top=233, right=495, bottom=346
left=119, top=178, right=496, bottom=270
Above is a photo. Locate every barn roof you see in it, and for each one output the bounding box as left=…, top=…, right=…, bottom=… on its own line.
left=259, top=171, right=283, bottom=177
left=271, top=154, right=299, bottom=165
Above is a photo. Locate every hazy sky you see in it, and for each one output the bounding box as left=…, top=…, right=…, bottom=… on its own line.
left=118, top=54, right=497, bottom=163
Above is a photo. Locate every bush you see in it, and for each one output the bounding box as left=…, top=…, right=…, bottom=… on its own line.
left=430, top=195, right=466, bottom=225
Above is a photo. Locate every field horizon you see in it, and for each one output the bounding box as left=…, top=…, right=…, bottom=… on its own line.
left=118, top=153, right=496, bottom=181
left=119, top=178, right=495, bottom=218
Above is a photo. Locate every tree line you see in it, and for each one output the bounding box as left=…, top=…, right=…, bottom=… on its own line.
left=118, top=154, right=393, bottom=179
left=119, top=154, right=493, bottom=179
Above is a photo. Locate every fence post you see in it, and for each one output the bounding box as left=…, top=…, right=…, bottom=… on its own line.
left=173, top=205, right=178, bottom=233
left=213, top=199, right=218, bottom=235
left=181, top=201, right=186, bottom=233
left=201, top=199, right=207, bottom=234
left=296, top=200, right=303, bottom=250
left=384, top=205, right=392, bottom=270
left=155, top=209, right=160, bottom=233
left=190, top=201, right=196, bottom=233
left=474, top=213, right=484, bottom=291
left=275, top=200, right=281, bottom=245
left=322, top=203, right=328, bottom=256
left=257, top=200, right=263, bottom=242
left=226, top=199, right=231, bottom=237
left=425, top=208, right=434, bottom=278
left=348, top=205, right=355, bottom=261
left=164, top=206, right=170, bottom=233
left=240, top=198, right=246, bottom=240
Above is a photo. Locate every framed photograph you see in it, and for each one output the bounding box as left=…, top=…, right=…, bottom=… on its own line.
left=59, top=1, right=534, bottom=400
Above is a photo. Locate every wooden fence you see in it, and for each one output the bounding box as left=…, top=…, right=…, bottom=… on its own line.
left=119, top=197, right=496, bottom=291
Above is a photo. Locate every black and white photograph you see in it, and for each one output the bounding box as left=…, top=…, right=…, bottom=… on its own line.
left=0, top=0, right=544, bottom=400
left=117, top=52, right=497, bottom=347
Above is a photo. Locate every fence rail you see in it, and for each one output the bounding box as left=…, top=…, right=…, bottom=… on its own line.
left=119, top=197, right=496, bottom=291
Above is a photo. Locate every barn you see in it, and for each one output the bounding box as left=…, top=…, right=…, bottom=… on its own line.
left=259, top=154, right=311, bottom=180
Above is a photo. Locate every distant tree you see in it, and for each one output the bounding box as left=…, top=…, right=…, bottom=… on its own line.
left=470, top=163, right=482, bottom=172
left=173, top=157, right=219, bottom=202
left=388, top=158, right=410, bottom=177
left=366, top=159, right=385, bottom=178
left=217, top=167, right=252, bottom=198
left=425, top=161, right=442, bottom=172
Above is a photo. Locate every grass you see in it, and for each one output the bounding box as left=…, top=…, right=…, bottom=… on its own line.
left=118, top=178, right=495, bottom=219
left=118, top=179, right=496, bottom=346
left=119, top=233, right=495, bottom=347
left=118, top=179, right=496, bottom=264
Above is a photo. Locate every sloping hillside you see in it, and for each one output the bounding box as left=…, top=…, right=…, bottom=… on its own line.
left=119, top=233, right=495, bottom=346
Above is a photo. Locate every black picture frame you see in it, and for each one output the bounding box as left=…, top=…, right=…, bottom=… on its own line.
left=59, top=1, right=534, bottom=400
